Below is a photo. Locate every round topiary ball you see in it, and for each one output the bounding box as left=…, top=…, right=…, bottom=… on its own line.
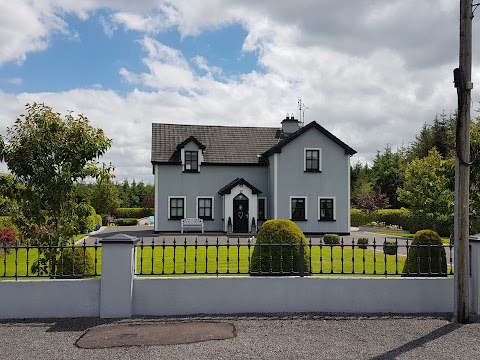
left=323, top=234, right=340, bottom=245
left=250, top=219, right=310, bottom=275
left=402, top=229, right=447, bottom=276
left=56, top=247, right=95, bottom=277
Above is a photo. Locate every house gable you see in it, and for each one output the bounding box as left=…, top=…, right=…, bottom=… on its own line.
left=262, top=121, right=356, bottom=157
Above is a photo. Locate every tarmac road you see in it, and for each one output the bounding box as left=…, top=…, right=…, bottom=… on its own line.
left=1, top=314, right=480, bottom=359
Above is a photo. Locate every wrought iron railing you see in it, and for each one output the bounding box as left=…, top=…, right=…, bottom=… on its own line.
left=134, top=237, right=454, bottom=277
left=1, top=240, right=101, bottom=279
left=1, top=237, right=453, bottom=279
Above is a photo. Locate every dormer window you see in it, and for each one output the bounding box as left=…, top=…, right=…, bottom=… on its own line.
left=184, top=151, right=198, bottom=172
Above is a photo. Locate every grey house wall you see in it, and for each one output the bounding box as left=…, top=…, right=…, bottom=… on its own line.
left=267, top=128, right=351, bottom=234
left=154, top=164, right=268, bottom=232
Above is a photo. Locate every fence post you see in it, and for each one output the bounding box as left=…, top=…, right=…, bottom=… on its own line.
left=100, top=234, right=139, bottom=318
left=469, top=234, right=480, bottom=315
left=299, top=242, right=305, bottom=277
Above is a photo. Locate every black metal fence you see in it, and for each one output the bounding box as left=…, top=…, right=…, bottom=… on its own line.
left=134, top=237, right=453, bottom=277
left=1, top=240, right=101, bottom=279
left=1, top=237, right=454, bottom=280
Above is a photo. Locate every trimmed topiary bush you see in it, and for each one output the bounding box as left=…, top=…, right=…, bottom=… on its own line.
left=115, top=218, right=138, bottom=226
left=56, top=247, right=95, bottom=277
left=250, top=219, right=310, bottom=275
left=357, top=237, right=369, bottom=249
left=383, top=241, right=397, bottom=255
left=402, top=230, right=447, bottom=276
left=323, top=234, right=340, bottom=245
left=114, top=208, right=154, bottom=219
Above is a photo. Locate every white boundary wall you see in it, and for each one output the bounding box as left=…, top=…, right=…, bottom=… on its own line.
left=133, top=277, right=453, bottom=316
left=0, top=279, right=100, bottom=319
left=1, top=234, right=479, bottom=319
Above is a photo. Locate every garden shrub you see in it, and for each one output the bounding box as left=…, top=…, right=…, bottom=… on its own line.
left=250, top=219, right=310, bottom=275
left=323, top=234, right=340, bottom=244
left=350, top=209, right=374, bottom=226
left=383, top=241, right=397, bottom=255
left=402, top=230, right=447, bottom=276
left=374, top=209, right=410, bottom=229
left=357, top=237, right=369, bottom=249
left=114, top=208, right=154, bottom=219
left=0, top=216, right=12, bottom=228
left=0, top=227, right=16, bottom=251
left=56, top=247, right=94, bottom=277
left=115, top=218, right=138, bottom=226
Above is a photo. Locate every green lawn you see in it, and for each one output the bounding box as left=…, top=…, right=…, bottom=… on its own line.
left=2, top=244, right=452, bottom=279
left=371, top=231, right=451, bottom=244
left=135, top=244, right=407, bottom=276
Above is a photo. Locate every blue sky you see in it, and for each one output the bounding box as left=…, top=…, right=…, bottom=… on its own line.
left=0, top=1, right=478, bottom=183
left=0, top=14, right=259, bottom=94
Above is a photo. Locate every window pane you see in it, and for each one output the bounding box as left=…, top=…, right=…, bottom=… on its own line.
left=291, top=198, right=305, bottom=219
left=320, top=199, right=333, bottom=220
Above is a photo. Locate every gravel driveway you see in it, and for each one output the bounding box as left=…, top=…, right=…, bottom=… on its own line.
left=1, top=314, right=479, bottom=359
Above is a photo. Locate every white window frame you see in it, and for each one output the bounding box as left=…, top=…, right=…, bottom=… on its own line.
left=289, top=196, right=307, bottom=220
left=258, top=197, right=267, bottom=221
left=304, top=148, right=322, bottom=172
left=196, top=196, right=214, bottom=220
left=181, top=147, right=204, bottom=172
left=168, top=196, right=186, bottom=220
left=318, top=196, right=336, bottom=221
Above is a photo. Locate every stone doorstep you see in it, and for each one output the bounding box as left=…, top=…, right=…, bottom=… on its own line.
left=75, top=322, right=236, bottom=349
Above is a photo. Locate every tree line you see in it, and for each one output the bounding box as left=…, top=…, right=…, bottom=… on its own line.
left=351, top=109, right=480, bottom=233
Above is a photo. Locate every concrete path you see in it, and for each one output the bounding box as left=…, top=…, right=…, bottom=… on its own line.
left=1, top=314, right=480, bottom=359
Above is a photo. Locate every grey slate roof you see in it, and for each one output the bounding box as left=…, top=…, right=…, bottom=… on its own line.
left=151, top=121, right=356, bottom=165
left=152, top=123, right=281, bottom=165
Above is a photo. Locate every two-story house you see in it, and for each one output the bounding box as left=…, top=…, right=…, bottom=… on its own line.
left=151, top=115, right=356, bottom=235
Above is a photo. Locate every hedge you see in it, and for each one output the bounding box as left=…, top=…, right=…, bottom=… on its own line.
left=115, top=218, right=138, bottom=226
left=351, top=208, right=452, bottom=237
left=113, top=208, right=154, bottom=219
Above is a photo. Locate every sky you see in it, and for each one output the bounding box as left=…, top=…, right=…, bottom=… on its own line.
left=0, top=0, right=479, bottom=184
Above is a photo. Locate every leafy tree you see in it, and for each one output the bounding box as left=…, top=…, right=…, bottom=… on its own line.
left=397, top=148, right=454, bottom=219
left=0, top=103, right=112, bottom=274
left=407, top=112, right=456, bottom=161
left=350, top=160, right=372, bottom=197
left=353, top=189, right=390, bottom=212
left=371, top=146, right=406, bottom=208
left=87, top=163, right=122, bottom=215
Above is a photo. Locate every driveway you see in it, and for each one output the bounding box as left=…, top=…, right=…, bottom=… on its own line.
left=1, top=314, right=479, bottom=359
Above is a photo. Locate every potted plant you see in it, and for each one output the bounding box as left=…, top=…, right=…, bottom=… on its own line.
left=227, top=217, right=232, bottom=234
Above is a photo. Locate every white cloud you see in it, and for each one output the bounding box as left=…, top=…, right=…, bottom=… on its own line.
left=1, top=0, right=479, bottom=183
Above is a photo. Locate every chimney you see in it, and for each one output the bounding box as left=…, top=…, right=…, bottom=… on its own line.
left=281, top=114, right=300, bottom=137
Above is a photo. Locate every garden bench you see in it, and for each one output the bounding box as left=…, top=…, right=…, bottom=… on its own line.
left=181, top=218, right=204, bottom=233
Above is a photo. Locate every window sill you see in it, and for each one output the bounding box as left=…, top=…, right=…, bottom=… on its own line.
left=169, top=217, right=184, bottom=220
left=304, top=169, right=321, bottom=173
left=318, top=219, right=336, bottom=222
left=291, top=218, right=307, bottom=221
left=183, top=170, right=199, bottom=173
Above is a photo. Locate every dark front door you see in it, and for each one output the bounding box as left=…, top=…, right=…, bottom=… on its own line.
left=233, top=194, right=249, bottom=233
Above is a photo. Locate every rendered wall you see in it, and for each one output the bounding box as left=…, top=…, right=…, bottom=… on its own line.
left=133, top=277, right=453, bottom=316
left=0, top=279, right=100, bottom=319
left=154, top=164, right=268, bottom=232
left=270, top=128, right=351, bottom=234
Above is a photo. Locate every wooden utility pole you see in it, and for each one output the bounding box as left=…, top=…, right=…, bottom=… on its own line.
left=454, top=0, right=473, bottom=324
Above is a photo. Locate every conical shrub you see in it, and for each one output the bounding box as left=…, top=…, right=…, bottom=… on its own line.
left=250, top=219, right=310, bottom=275
left=402, top=230, right=447, bottom=276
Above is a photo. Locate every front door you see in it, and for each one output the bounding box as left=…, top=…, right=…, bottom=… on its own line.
left=233, top=193, right=249, bottom=233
